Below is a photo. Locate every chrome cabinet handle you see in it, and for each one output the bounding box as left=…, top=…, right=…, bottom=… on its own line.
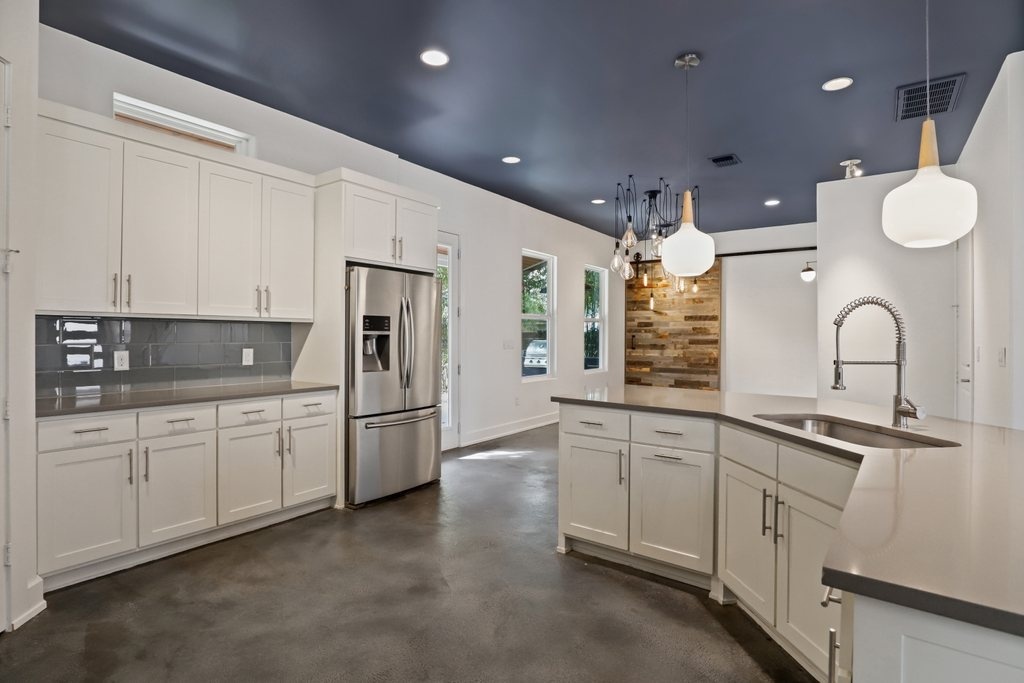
left=264, top=286, right=271, bottom=315
left=126, top=274, right=132, bottom=308
left=653, top=453, right=683, bottom=461
left=166, top=417, right=195, bottom=424
left=73, top=426, right=109, bottom=434
left=654, top=429, right=685, bottom=436
left=275, top=428, right=282, bottom=457
left=617, top=449, right=625, bottom=485
left=112, top=273, right=119, bottom=307
left=391, top=236, right=397, bottom=259
left=761, top=488, right=772, bottom=536
left=827, top=628, right=839, bottom=683
left=398, top=236, right=404, bottom=260
left=579, top=420, right=604, bottom=427
left=303, top=402, right=323, bottom=409
left=127, top=448, right=134, bottom=485
left=821, top=586, right=843, bottom=608
left=144, top=446, right=150, bottom=482
left=774, top=498, right=785, bottom=544
left=287, top=426, right=293, bottom=455
left=242, top=409, right=265, bottom=415
left=256, top=286, right=262, bottom=313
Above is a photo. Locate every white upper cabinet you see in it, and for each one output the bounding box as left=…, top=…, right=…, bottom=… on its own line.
left=122, top=142, right=200, bottom=316
left=396, top=198, right=440, bottom=271
left=198, top=161, right=263, bottom=318
left=343, top=182, right=397, bottom=265
left=262, top=177, right=315, bottom=320
left=36, top=120, right=124, bottom=314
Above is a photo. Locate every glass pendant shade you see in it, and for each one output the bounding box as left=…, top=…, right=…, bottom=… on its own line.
left=882, top=119, right=977, bottom=248
left=621, top=259, right=635, bottom=280
left=622, top=219, right=638, bottom=248
left=800, top=262, right=817, bottom=282
left=610, top=242, right=625, bottom=272
left=660, top=190, right=715, bottom=277
left=652, top=231, right=664, bottom=258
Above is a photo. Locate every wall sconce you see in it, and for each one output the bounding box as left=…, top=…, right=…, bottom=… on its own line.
left=840, top=159, right=864, bottom=179
left=800, top=261, right=817, bottom=282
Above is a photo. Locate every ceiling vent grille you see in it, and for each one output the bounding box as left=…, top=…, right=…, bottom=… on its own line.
left=894, top=73, right=966, bottom=121
left=709, top=153, right=741, bottom=168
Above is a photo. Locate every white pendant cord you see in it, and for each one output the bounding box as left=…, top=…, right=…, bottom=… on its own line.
left=925, top=0, right=931, bottom=120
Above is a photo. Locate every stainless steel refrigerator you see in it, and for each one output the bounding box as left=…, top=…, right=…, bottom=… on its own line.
left=346, top=265, right=441, bottom=506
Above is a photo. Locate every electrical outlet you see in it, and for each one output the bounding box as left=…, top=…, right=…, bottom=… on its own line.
left=113, top=350, right=130, bottom=372
left=242, top=348, right=254, bottom=366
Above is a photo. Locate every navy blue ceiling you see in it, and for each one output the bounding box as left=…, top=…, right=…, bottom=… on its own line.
left=40, top=0, right=1024, bottom=236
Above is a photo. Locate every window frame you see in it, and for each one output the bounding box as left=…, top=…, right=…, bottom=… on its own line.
left=583, top=265, right=608, bottom=373
left=521, top=249, right=556, bottom=382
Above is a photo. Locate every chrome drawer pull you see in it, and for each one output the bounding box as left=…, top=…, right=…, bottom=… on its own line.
left=579, top=420, right=604, bottom=427
left=242, top=409, right=266, bottom=415
left=73, top=426, right=109, bottom=434
left=653, top=453, right=683, bottom=461
left=821, top=586, right=843, bottom=607
left=654, top=429, right=685, bottom=436
left=302, top=402, right=323, bottom=409
left=166, top=417, right=195, bottom=424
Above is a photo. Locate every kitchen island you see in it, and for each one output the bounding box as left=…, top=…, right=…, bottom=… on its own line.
left=552, top=386, right=1024, bottom=683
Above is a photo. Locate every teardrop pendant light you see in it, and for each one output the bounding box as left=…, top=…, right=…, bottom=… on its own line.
left=882, top=0, right=977, bottom=248
left=661, top=53, right=716, bottom=277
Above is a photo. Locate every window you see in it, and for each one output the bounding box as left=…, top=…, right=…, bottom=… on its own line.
left=112, top=93, right=256, bottom=156
left=522, top=250, right=555, bottom=378
left=584, top=266, right=607, bottom=371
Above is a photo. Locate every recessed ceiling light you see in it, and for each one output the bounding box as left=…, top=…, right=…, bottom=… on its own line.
left=501, top=156, right=521, bottom=164
left=420, top=49, right=450, bottom=67
left=591, top=199, right=606, bottom=205
left=764, top=198, right=781, bottom=207
left=821, top=76, right=854, bottom=92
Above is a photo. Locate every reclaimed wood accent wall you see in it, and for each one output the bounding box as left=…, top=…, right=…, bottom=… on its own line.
left=625, top=259, right=722, bottom=389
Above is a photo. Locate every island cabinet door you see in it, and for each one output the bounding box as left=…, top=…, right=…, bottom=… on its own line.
left=558, top=433, right=629, bottom=551
left=629, top=444, right=714, bottom=573
left=138, top=432, right=218, bottom=547
left=775, top=484, right=844, bottom=674
left=718, top=456, right=778, bottom=624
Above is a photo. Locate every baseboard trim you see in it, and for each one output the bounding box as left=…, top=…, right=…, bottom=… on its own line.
left=562, top=536, right=712, bottom=592
left=10, top=599, right=47, bottom=631
left=42, top=497, right=336, bottom=592
left=460, top=412, right=559, bottom=447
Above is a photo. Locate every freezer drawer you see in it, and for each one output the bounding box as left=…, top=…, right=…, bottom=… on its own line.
left=348, top=407, right=440, bottom=505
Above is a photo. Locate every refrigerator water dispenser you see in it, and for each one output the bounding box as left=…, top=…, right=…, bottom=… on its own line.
left=361, top=315, right=390, bottom=372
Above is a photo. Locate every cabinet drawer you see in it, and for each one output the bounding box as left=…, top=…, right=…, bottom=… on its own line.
left=719, top=425, right=778, bottom=478
left=631, top=413, right=715, bottom=452
left=38, top=412, right=137, bottom=453
left=779, top=445, right=858, bottom=508
left=218, top=398, right=282, bottom=428
left=283, top=392, right=337, bottom=420
left=559, top=405, right=629, bottom=441
left=139, top=404, right=217, bottom=438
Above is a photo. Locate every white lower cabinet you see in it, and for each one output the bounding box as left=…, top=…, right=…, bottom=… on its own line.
left=718, top=456, right=779, bottom=624
left=217, top=421, right=284, bottom=524
left=138, top=431, right=217, bottom=547
left=283, top=414, right=337, bottom=506
left=629, top=444, right=714, bottom=573
left=38, top=442, right=138, bottom=574
left=558, top=433, right=629, bottom=550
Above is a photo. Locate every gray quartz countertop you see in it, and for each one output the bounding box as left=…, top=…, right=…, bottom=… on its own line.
left=37, top=381, right=339, bottom=418
left=553, top=386, right=1024, bottom=638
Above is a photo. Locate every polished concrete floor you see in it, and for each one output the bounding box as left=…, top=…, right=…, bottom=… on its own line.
left=0, top=425, right=814, bottom=681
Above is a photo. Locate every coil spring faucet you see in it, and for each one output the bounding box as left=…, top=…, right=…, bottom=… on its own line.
left=832, top=296, right=925, bottom=429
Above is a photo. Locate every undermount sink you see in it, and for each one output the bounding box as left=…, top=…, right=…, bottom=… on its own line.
left=753, top=413, right=961, bottom=449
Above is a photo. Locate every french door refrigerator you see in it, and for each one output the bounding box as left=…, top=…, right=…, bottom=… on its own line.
left=347, top=265, right=441, bottom=506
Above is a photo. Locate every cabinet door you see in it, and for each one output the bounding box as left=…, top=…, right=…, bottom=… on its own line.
left=217, top=422, right=283, bottom=524
left=138, top=432, right=217, bottom=547
left=629, top=444, right=715, bottom=573
left=775, top=484, right=844, bottom=673
left=198, top=161, right=262, bottom=318
left=37, top=442, right=137, bottom=574
left=262, top=177, right=315, bottom=320
left=282, top=414, right=336, bottom=506
left=36, top=119, right=124, bottom=313
left=718, top=457, right=778, bottom=623
left=396, top=198, right=439, bottom=272
left=122, top=141, right=199, bottom=315
left=558, top=433, right=629, bottom=550
left=343, top=182, right=397, bottom=265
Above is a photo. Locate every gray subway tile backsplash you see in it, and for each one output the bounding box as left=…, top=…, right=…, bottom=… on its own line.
left=35, top=316, right=293, bottom=398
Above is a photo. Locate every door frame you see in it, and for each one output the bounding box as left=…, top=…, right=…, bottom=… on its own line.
left=438, top=231, right=461, bottom=450
left=0, top=56, right=12, bottom=628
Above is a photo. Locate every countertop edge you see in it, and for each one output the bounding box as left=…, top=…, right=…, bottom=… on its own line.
left=822, top=567, right=1024, bottom=638
left=37, top=383, right=340, bottom=418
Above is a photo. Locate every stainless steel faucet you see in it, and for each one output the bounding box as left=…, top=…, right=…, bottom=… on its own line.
left=831, top=296, right=925, bottom=429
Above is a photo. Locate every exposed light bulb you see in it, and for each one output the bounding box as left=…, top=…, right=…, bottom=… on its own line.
left=677, top=277, right=687, bottom=294
left=649, top=292, right=655, bottom=310
left=610, top=241, right=625, bottom=273
left=652, top=230, right=664, bottom=258
left=691, top=280, right=699, bottom=294
left=642, top=269, right=649, bottom=287
left=621, top=260, right=635, bottom=280
left=622, top=217, right=638, bottom=249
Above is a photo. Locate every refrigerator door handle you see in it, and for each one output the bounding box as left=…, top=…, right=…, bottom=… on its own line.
left=365, top=410, right=438, bottom=430
left=405, top=296, right=416, bottom=389
left=398, top=295, right=407, bottom=391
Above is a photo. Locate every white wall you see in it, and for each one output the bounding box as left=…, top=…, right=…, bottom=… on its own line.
left=817, top=173, right=957, bottom=418
left=37, top=26, right=624, bottom=447
left=955, top=51, right=1024, bottom=428
left=1, top=0, right=45, bottom=630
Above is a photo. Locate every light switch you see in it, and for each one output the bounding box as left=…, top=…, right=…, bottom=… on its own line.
left=242, top=348, right=254, bottom=366
left=113, top=350, right=129, bottom=372
left=999, top=347, right=1007, bottom=368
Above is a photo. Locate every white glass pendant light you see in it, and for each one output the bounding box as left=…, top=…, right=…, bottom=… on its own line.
left=882, top=0, right=977, bottom=248
left=800, top=261, right=817, bottom=282
left=660, top=53, right=716, bottom=277
left=610, top=241, right=625, bottom=272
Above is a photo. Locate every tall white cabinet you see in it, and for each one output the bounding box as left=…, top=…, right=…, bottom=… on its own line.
left=262, top=178, right=315, bottom=320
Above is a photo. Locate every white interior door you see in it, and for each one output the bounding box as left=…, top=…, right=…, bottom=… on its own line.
left=438, top=231, right=461, bottom=450
left=955, top=237, right=974, bottom=421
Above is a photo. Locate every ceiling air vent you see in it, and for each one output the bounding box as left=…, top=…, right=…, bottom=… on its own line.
left=894, top=73, right=966, bottom=121
left=709, top=153, right=741, bottom=168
